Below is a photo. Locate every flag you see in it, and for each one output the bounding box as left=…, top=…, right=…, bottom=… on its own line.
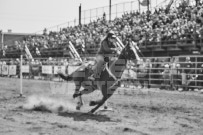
left=25, top=44, right=33, bottom=59
left=140, top=0, right=150, bottom=6
left=165, top=0, right=174, bottom=13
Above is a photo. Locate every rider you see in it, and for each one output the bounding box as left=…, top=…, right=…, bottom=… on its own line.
left=88, top=30, right=119, bottom=80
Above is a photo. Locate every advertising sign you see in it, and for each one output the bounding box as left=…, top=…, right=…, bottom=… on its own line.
left=42, top=65, right=53, bottom=74
left=54, top=66, right=66, bottom=74
left=22, top=65, right=30, bottom=73
left=8, top=65, right=17, bottom=75
left=2, top=65, right=8, bottom=75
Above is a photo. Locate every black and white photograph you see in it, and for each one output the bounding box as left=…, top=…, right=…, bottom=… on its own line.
left=0, top=0, right=203, bottom=134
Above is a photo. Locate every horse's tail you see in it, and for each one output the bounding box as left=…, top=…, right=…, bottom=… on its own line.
left=58, top=72, right=73, bottom=81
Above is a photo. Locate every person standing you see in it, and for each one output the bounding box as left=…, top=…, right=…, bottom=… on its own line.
left=197, top=64, right=203, bottom=91
left=182, top=56, right=194, bottom=91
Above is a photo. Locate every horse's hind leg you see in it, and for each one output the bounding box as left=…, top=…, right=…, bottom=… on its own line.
left=73, top=82, right=82, bottom=98
left=80, top=85, right=95, bottom=95
left=76, top=95, right=83, bottom=110
left=73, top=83, right=84, bottom=110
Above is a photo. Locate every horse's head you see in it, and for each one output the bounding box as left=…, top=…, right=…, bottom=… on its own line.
left=120, top=42, right=139, bottom=60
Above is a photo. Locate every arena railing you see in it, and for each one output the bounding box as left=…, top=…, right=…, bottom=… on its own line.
left=121, top=56, right=203, bottom=90
left=0, top=57, right=203, bottom=91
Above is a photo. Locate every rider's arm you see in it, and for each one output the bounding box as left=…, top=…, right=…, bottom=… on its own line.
left=102, top=41, right=117, bottom=52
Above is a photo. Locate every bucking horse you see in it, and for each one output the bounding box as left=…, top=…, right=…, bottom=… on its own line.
left=58, top=42, right=140, bottom=113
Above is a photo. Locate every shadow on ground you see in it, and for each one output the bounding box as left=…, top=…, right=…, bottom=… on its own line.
left=58, top=111, right=112, bottom=122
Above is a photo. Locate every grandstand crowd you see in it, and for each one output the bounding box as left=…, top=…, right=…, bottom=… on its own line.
left=2, top=1, right=203, bottom=56
left=1, top=1, right=203, bottom=91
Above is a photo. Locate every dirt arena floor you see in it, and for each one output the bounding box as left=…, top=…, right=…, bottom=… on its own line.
left=0, top=77, right=203, bottom=135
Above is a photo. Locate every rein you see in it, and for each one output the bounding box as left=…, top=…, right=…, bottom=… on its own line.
left=105, top=63, right=117, bottom=81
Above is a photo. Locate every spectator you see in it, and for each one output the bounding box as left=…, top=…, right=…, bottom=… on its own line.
left=137, top=58, right=150, bottom=89
left=170, top=57, right=181, bottom=90
left=181, top=56, right=195, bottom=91
left=197, top=64, right=203, bottom=90
left=160, top=64, right=171, bottom=90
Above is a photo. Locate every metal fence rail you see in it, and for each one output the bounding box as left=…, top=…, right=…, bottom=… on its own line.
left=0, top=56, right=203, bottom=90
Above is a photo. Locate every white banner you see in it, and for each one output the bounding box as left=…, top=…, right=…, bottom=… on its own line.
left=9, top=65, right=17, bottom=75
left=22, top=65, right=30, bottom=73
left=53, top=66, right=66, bottom=74
left=42, top=65, right=53, bottom=74
left=2, top=65, right=8, bottom=75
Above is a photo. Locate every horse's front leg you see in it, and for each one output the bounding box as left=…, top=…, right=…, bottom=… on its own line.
left=89, top=94, right=112, bottom=113
left=89, top=96, right=108, bottom=114
left=89, top=82, right=118, bottom=113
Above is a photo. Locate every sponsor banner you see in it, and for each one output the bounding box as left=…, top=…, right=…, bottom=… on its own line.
left=9, top=65, right=17, bottom=75
left=22, top=65, right=30, bottom=73
left=54, top=66, right=66, bottom=74
left=2, top=65, right=8, bottom=75
left=42, top=65, right=53, bottom=74
left=68, top=66, right=80, bottom=75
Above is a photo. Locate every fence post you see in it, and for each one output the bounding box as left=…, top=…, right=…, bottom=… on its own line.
left=90, top=9, right=92, bottom=22
left=96, top=8, right=98, bottom=19
left=19, top=55, right=24, bottom=97
left=84, top=10, right=86, bottom=24
left=116, top=4, right=117, bottom=17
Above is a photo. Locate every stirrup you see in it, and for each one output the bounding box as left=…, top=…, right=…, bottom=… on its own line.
left=73, top=91, right=81, bottom=98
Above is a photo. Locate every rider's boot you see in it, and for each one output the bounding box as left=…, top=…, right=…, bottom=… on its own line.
left=88, top=74, right=95, bottom=81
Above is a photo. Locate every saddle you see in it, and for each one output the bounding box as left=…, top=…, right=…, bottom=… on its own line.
left=88, top=57, right=115, bottom=81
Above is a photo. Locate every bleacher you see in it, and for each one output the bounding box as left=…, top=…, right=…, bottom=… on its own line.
left=0, top=0, right=203, bottom=58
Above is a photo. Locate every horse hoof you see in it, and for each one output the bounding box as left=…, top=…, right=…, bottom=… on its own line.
left=87, top=110, right=94, bottom=114
left=76, top=106, right=80, bottom=110
left=89, top=101, right=96, bottom=106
